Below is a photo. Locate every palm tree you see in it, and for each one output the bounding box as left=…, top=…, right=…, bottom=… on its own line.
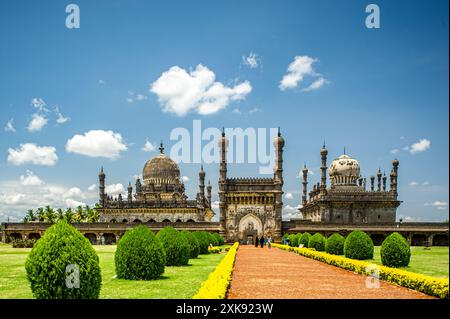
left=44, top=205, right=56, bottom=223
left=85, top=205, right=100, bottom=223
left=64, top=207, right=74, bottom=223
left=36, top=207, right=45, bottom=222
left=56, top=208, right=64, bottom=221
left=74, top=205, right=85, bottom=223
left=23, top=209, right=35, bottom=223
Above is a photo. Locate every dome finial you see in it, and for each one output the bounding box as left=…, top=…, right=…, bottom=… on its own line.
left=159, top=141, right=164, bottom=154
left=343, top=146, right=346, bottom=155
left=278, top=126, right=281, bottom=137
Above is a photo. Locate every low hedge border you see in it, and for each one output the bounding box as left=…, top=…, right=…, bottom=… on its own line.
left=273, top=243, right=449, bottom=299
left=193, top=242, right=239, bottom=299
left=208, top=246, right=222, bottom=254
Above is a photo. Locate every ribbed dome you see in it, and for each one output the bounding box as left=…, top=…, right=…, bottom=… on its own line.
left=143, top=153, right=181, bottom=186
left=329, top=154, right=360, bottom=186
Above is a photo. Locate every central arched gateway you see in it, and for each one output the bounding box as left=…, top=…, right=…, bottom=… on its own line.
left=238, top=213, right=263, bottom=245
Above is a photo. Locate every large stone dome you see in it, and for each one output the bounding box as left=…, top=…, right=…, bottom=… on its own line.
left=329, top=154, right=360, bottom=186
left=143, top=147, right=181, bottom=186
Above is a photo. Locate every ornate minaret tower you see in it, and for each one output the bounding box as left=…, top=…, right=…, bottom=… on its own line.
left=377, top=168, right=382, bottom=192
left=99, top=167, right=106, bottom=207
left=199, top=165, right=205, bottom=204
left=218, top=128, right=228, bottom=237
left=370, top=176, right=375, bottom=192
left=207, top=180, right=212, bottom=208
left=274, top=127, right=284, bottom=186
left=382, top=173, right=387, bottom=192
left=392, top=159, right=399, bottom=196
left=127, top=182, right=132, bottom=206
left=320, top=143, right=328, bottom=195
left=302, top=164, right=308, bottom=206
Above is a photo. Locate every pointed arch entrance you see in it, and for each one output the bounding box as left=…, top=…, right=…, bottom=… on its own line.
left=238, top=213, right=263, bottom=245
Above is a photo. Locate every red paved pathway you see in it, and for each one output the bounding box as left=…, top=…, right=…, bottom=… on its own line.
left=227, top=246, right=434, bottom=299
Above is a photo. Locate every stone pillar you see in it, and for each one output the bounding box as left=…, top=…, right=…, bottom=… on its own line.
left=320, top=143, right=328, bottom=195
left=302, top=164, right=308, bottom=206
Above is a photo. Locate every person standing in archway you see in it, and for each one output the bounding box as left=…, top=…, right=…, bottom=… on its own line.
left=254, top=235, right=259, bottom=248
left=260, top=235, right=264, bottom=248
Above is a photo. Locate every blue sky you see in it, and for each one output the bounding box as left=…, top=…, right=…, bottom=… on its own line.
left=0, top=0, right=448, bottom=222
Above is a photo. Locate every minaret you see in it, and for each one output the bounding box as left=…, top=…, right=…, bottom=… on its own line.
left=218, top=128, right=228, bottom=237
left=199, top=165, right=205, bottom=203
left=302, top=164, right=308, bottom=206
left=207, top=180, right=212, bottom=207
left=135, top=177, right=142, bottom=193
left=320, top=142, right=328, bottom=195
left=127, top=182, right=132, bottom=205
left=370, top=176, right=375, bottom=192
left=377, top=168, right=382, bottom=192
left=363, top=177, right=367, bottom=191
left=98, top=167, right=106, bottom=207
left=274, top=127, right=284, bottom=186
left=382, top=173, right=387, bottom=192
left=392, top=159, right=399, bottom=195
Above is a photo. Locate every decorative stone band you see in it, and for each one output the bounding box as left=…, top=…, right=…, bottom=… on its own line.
left=193, top=242, right=239, bottom=299
left=272, top=244, right=449, bottom=299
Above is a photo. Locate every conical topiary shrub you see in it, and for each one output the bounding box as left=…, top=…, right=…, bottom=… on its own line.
left=25, top=219, right=102, bottom=299
left=381, top=232, right=411, bottom=267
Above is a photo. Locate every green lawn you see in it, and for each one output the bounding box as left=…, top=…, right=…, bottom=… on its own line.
left=0, top=245, right=225, bottom=299
left=370, top=246, right=449, bottom=278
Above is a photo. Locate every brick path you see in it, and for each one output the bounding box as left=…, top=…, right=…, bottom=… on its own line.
left=227, top=245, right=434, bottom=299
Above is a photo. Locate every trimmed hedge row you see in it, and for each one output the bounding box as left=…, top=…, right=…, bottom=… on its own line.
left=193, top=242, right=239, bottom=299
left=273, top=244, right=449, bottom=299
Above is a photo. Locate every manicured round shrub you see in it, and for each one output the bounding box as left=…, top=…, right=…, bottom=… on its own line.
left=295, top=233, right=303, bottom=245
left=207, top=232, right=219, bottom=246
left=325, top=233, right=345, bottom=255
left=381, top=232, right=411, bottom=267
left=308, top=233, right=326, bottom=251
left=288, top=234, right=298, bottom=247
left=157, top=227, right=190, bottom=266
left=25, top=219, right=102, bottom=298
left=181, top=230, right=200, bottom=259
left=299, top=232, right=312, bottom=247
left=344, top=231, right=374, bottom=260
left=213, top=233, right=224, bottom=246
left=115, top=225, right=165, bottom=280
left=193, top=231, right=210, bottom=254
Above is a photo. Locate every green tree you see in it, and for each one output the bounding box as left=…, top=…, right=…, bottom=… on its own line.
left=64, top=208, right=75, bottom=223
left=24, top=209, right=35, bottom=223
left=56, top=208, right=64, bottom=221
left=36, top=207, right=45, bottom=222
left=44, top=205, right=56, bottom=223
left=74, top=205, right=85, bottom=223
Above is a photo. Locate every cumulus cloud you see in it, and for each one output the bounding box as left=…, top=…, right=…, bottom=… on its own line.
left=105, top=183, right=125, bottom=195
left=424, top=201, right=448, bottom=210
left=8, top=143, right=58, bottom=166
left=181, top=176, right=190, bottom=182
left=279, top=55, right=327, bottom=91
left=20, top=170, right=44, bottom=186
left=283, top=204, right=302, bottom=220
left=63, top=187, right=84, bottom=199
left=285, top=192, right=294, bottom=199
left=409, top=181, right=419, bottom=187
left=242, top=52, right=261, bottom=69
left=65, top=198, right=86, bottom=208
left=27, top=113, right=48, bottom=132
left=150, top=64, right=252, bottom=116
left=409, top=139, right=431, bottom=154
left=88, top=184, right=97, bottom=191
left=66, top=130, right=127, bottom=159
left=4, top=118, right=16, bottom=133
left=142, top=139, right=156, bottom=152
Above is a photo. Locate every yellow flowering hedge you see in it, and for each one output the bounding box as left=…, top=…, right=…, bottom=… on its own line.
left=273, top=243, right=449, bottom=299
left=193, top=242, right=239, bottom=299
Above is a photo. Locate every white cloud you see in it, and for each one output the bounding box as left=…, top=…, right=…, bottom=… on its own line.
left=66, top=130, right=127, bottom=159
left=105, top=183, right=125, bottom=195
left=232, top=108, right=241, bottom=114
left=248, top=107, right=262, bottom=114
left=4, top=118, right=16, bottom=133
left=88, top=184, right=97, bottom=191
left=211, top=200, right=220, bottom=210
left=409, top=138, right=431, bottom=154
left=279, top=55, right=327, bottom=91
left=283, top=204, right=302, bottom=220
left=142, top=139, right=156, bottom=152
left=0, top=193, right=25, bottom=205
left=391, top=149, right=400, bottom=155
left=31, top=98, right=48, bottom=112
left=54, top=106, right=70, bottom=124
left=20, top=170, right=44, bottom=186
left=409, top=181, right=418, bottom=187
left=303, top=77, right=328, bottom=92
left=422, top=181, right=430, bottom=186
left=181, top=176, right=190, bottom=182
left=150, top=64, right=252, bottom=116
left=127, top=90, right=147, bottom=103
left=8, top=143, right=58, bottom=166
left=63, top=187, right=84, bottom=199
left=424, top=201, right=448, bottom=210
left=27, top=113, right=48, bottom=132
left=285, top=192, right=294, bottom=199
left=242, top=52, right=261, bottom=69
left=65, top=198, right=86, bottom=208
